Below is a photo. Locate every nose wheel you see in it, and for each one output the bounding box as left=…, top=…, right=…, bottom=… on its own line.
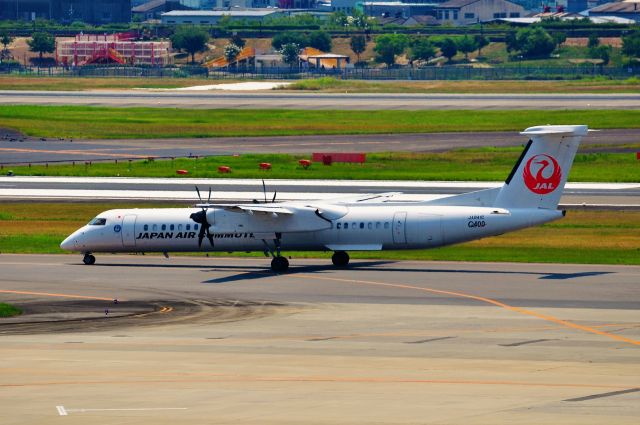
left=332, top=251, right=350, bottom=267
left=83, top=253, right=96, bottom=265
left=270, top=256, right=289, bottom=273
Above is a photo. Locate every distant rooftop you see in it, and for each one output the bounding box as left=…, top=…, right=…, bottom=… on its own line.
left=589, top=1, right=640, bottom=13
left=162, top=9, right=280, bottom=17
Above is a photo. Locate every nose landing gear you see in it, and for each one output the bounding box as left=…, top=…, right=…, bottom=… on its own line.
left=83, top=253, right=96, bottom=265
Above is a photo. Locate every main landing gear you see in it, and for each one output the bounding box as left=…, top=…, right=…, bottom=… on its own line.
left=270, top=256, right=289, bottom=273
left=331, top=250, right=350, bottom=267
left=264, top=233, right=290, bottom=273
left=82, top=253, right=96, bottom=265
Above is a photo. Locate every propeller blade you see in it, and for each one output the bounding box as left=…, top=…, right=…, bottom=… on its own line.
left=272, top=191, right=277, bottom=203
left=262, top=179, right=267, bottom=203
left=207, top=187, right=212, bottom=204
left=205, top=225, right=214, bottom=247
left=197, top=224, right=206, bottom=248
left=195, top=186, right=202, bottom=203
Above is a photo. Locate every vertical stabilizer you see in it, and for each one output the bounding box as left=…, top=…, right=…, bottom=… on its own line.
left=494, top=125, right=588, bottom=209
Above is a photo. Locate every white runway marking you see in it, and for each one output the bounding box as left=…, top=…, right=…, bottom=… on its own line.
left=56, top=405, right=187, bottom=416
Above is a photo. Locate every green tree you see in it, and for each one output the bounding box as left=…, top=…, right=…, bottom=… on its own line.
left=588, top=33, right=600, bottom=49
left=440, top=38, right=458, bottom=63
left=551, top=31, right=567, bottom=48
left=308, top=30, right=332, bottom=52
left=505, top=30, right=518, bottom=53
left=280, top=42, right=300, bottom=69
left=171, top=26, right=209, bottom=64
left=231, top=33, right=246, bottom=49
left=474, top=35, right=489, bottom=57
left=272, top=31, right=308, bottom=50
left=622, top=31, right=640, bottom=58
left=457, top=35, right=477, bottom=61
left=514, top=27, right=556, bottom=59
left=590, top=45, right=611, bottom=65
left=350, top=35, right=366, bottom=64
left=409, top=37, right=436, bottom=62
left=329, top=11, right=348, bottom=28
left=1, top=30, right=14, bottom=51
left=27, top=32, right=55, bottom=61
left=224, top=43, right=241, bottom=65
left=374, top=34, right=409, bottom=67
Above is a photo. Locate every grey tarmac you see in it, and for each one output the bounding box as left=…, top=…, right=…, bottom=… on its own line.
left=1, top=254, right=638, bottom=425
left=1, top=90, right=640, bottom=109
left=1, top=128, right=638, bottom=165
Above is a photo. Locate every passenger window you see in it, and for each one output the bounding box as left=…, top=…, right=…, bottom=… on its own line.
left=360, top=222, right=364, bottom=229
left=186, top=224, right=191, bottom=231
left=178, top=224, right=182, bottom=231
left=161, top=224, right=166, bottom=231
left=88, top=217, right=107, bottom=226
left=143, top=224, right=148, bottom=231
left=376, top=222, right=381, bottom=229
left=170, top=224, right=174, bottom=231
left=336, top=223, right=341, bottom=229
left=344, top=223, right=348, bottom=229
left=152, top=224, right=157, bottom=231
left=352, top=222, right=357, bottom=229
left=194, top=224, right=199, bottom=230
left=367, top=222, right=372, bottom=229
left=384, top=222, right=389, bottom=229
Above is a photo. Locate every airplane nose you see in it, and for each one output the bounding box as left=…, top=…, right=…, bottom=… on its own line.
left=60, top=234, right=76, bottom=251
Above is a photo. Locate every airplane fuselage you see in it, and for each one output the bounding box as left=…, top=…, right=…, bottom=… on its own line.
left=61, top=205, right=562, bottom=254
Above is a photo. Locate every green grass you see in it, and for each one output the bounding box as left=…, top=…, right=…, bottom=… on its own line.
left=0, top=303, right=22, bottom=318
left=1, top=106, right=640, bottom=139
left=0, top=203, right=638, bottom=265
left=285, top=77, right=640, bottom=93
left=6, top=150, right=639, bottom=182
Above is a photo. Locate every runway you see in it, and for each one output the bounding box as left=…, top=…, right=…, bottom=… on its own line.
left=2, top=129, right=639, bottom=165
left=1, top=90, right=640, bottom=109
left=1, top=176, right=639, bottom=208
left=1, top=255, right=638, bottom=425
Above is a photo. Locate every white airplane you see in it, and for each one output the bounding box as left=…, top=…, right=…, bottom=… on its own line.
left=61, top=125, right=588, bottom=272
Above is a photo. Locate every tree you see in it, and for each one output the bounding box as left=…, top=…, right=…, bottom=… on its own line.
left=409, top=37, right=436, bottom=62
left=308, top=30, right=332, bottom=52
left=622, top=31, right=640, bottom=58
left=231, top=33, right=246, bottom=49
left=171, top=26, right=209, bottom=64
left=272, top=31, right=308, bottom=50
left=350, top=35, right=366, bottom=64
left=440, top=38, right=458, bottom=63
left=224, top=43, right=241, bottom=66
left=374, top=34, right=409, bottom=67
left=590, top=45, right=611, bottom=65
left=474, top=35, right=489, bottom=57
left=505, top=30, right=518, bottom=53
left=551, top=31, right=566, bottom=47
left=280, top=43, right=300, bottom=69
left=457, top=35, right=477, bottom=61
left=1, top=30, right=13, bottom=52
left=27, top=32, right=55, bottom=62
left=588, top=33, right=600, bottom=49
left=514, top=27, right=556, bottom=59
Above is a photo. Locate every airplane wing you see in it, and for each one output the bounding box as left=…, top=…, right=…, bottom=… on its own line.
left=196, top=204, right=293, bottom=215
left=321, top=192, right=402, bottom=204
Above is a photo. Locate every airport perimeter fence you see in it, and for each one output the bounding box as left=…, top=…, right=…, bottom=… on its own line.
left=1, top=63, right=639, bottom=81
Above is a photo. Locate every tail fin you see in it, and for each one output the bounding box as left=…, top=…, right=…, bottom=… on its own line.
left=494, top=125, right=588, bottom=210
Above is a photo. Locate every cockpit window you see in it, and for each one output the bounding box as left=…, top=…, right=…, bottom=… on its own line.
left=88, top=217, right=107, bottom=226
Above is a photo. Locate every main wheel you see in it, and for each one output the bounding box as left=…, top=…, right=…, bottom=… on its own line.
left=83, top=254, right=96, bottom=265
left=332, top=251, right=350, bottom=267
left=270, top=256, right=289, bottom=273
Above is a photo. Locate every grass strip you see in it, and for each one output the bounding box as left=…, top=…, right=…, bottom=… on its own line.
left=285, top=77, right=640, bottom=94
left=0, top=203, right=638, bottom=265
left=0, top=76, right=232, bottom=91
left=0, top=303, right=22, bottom=318
left=1, top=106, right=639, bottom=139
left=5, top=151, right=639, bottom=182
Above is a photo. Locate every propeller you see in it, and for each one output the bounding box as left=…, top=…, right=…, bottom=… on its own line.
left=262, top=179, right=277, bottom=203
left=190, top=186, right=214, bottom=249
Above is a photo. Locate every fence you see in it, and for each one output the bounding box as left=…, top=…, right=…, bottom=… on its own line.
left=1, top=64, right=638, bottom=80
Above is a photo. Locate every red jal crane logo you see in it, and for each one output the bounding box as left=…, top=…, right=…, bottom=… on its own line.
left=523, top=154, right=562, bottom=194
